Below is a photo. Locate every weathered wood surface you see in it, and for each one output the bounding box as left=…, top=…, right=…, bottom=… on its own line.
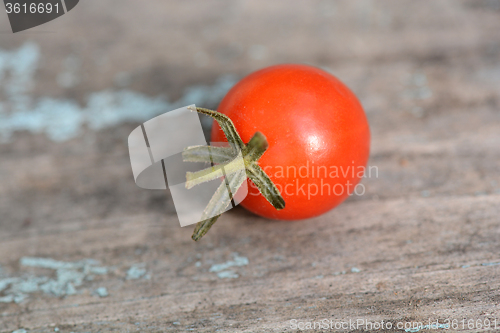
left=1, top=0, right=500, bottom=332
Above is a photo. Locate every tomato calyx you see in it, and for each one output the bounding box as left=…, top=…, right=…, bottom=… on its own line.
left=183, top=106, right=285, bottom=241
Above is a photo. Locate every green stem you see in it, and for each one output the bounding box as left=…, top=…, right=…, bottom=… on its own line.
left=243, top=131, right=268, bottom=162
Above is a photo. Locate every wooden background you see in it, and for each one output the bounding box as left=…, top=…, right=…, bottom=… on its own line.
left=1, top=0, right=500, bottom=332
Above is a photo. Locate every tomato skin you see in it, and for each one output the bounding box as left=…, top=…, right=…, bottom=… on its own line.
left=211, top=64, right=370, bottom=220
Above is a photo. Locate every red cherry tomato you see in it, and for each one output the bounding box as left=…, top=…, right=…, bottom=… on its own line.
left=211, top=64, right=370, bottom=220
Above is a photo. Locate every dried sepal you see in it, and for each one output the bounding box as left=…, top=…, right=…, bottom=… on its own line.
left=246, top=163, right=285, bottom=210
left=191, top=169, right=247, bottom=241
left=185, top=153, right=245, bottom=189
left=188, top=106, right=245, bottom=151
left=182, top=145, right=234, bottom=164
left=184, top=107, right=286, bottom=241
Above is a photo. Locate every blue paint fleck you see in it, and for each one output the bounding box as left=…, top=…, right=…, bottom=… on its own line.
left=0, top=257, right=111, bottom=303
left=0, top=43, right=237, bottom=142
left=95, top=287, right=108, bottom=297
left=209, top=253, right=248, bottom=279
left=482, top=262, right=500, bottom=266
left=209, top=253, right=249, bottom=273
left=405, top=323, right=449, bottom=332
left=216, top=270, right=239, bottom=279
left=126, top=264, right=147, bottom=280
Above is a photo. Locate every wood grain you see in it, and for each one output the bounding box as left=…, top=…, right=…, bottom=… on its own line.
left=0, top=0, right=499, bottom=332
